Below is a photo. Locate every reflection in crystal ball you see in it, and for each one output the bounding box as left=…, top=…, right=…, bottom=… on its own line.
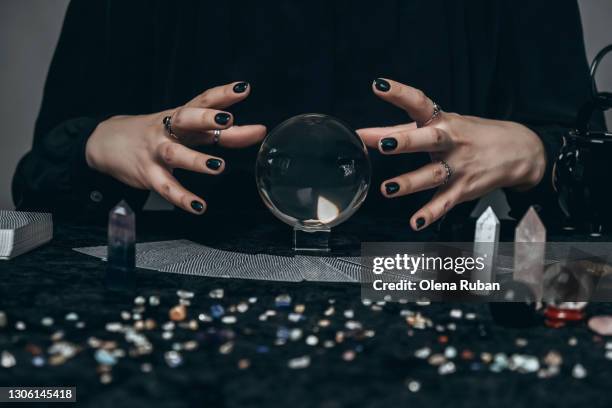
left=256, top=113, right=370, bottom=231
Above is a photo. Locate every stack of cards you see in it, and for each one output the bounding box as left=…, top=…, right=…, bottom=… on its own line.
left=0, top=211, right=53, bottom=260
left=74, top=240, right=364, bottom=283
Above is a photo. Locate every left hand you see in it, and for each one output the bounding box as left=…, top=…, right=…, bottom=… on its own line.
left=357, top=78, right=547, bottom=231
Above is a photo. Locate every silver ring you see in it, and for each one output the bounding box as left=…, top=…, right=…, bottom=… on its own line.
left=163, top=115, right=178, bottom=140
left=439, top=160, right=452, bottom=185
left=420, top=102, right=442, bottom=127
left=213, top=129, right=221, bottom=145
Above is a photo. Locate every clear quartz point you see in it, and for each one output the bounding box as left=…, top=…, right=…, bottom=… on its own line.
left=107, top=200, right=135, bottom=284
left=513, top=206, right=546, bottom=301
left=472, top=206, right=500, bottom=295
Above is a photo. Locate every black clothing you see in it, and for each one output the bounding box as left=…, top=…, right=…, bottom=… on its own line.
left=12, top=0, right=605, bottom=225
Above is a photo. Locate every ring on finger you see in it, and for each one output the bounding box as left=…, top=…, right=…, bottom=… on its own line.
left=213, top=129, right=221, bottom=146
left=439, top=160, right=452, bottom=185
left=419, top=102, right=442, bottom=127
left=163, top=115, right=178, bottom=140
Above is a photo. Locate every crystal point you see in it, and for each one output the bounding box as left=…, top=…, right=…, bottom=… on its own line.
left=475, top=206, right=500, bottom=243
left=514, top=206, right=546, bottom=300
left=473, top=207, right=500, bottom=296
left=107, top=200, right=135, bottom=286
left=515, top=206, right=546, bottom=243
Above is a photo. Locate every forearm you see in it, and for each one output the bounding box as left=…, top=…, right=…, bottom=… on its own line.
left=12, top=117, right=148, bottom=219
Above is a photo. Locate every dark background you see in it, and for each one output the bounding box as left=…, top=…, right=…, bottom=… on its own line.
left=0, top=0, right=610, bottom=211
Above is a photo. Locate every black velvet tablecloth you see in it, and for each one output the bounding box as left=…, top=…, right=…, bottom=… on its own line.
left=0, top=211, right=611, bottom=408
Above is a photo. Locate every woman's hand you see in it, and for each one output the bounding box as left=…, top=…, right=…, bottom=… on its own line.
left=357, top=78, right=546, bottom=230
left=85, top=81, right=266, bottom=214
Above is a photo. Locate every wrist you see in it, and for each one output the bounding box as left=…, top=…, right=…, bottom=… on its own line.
left=512, top=124, right=547, bottom=192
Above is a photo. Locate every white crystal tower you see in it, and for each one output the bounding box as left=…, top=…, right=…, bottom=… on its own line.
left=514, top=206, right=546, bottom=301
left=472, top=206, right=500, bottom=295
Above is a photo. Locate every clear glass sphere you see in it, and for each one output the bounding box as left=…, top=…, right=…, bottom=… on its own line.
left=256, top=113, right=370, bottom=231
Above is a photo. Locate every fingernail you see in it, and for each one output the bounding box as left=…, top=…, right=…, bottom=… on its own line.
left=214, top=112, right=231, bottom=125
left=191, top=201, right=204, bottom=212
left=380, top=137, right=398, bottom=152
left=385, top=182, right=400, bottom=195
left=374, top=78, right=390, bottom=92
left=233, top=81, right=249, bottom=93
left=416, top=217, right=426, bottom=229
left=206, top=158, right=223, bottom=170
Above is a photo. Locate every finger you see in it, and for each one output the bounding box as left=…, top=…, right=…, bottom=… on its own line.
left=186, top=124, right=267, bottom=148
left=356, top=123, right=417, bottom=148
left=157, top=142, right=225, bottom=174
left=149, top=168, right=207, bottom=215
left=372, top=78, right=435, bottom=125
left=186, top=81, right=251, bottom=109
left=381, top=161, right=449, bottom=198
left=378, top=126, right=453, bottom=154
left=410, top=185, right=462, bottom=231
left=172, top=107, right=233, bottom=137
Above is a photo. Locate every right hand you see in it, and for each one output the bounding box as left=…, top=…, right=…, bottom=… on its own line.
left=85, top=81, right=266, bottom=214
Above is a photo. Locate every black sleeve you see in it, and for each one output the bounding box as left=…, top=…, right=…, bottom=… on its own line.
left=11, top=0, right=149, bottom=219
left=492, top=0, right=606, bottom=224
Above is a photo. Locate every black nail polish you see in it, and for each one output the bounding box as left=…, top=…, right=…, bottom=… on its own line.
left=374, top=78, right=390, bottom=92
left=380, top=137, right=398, bottom=152
left=416, top=217, right=426, bottom=229
left=206, top=158, right=223, bottom=170
left=191, top=201, right=204, bottom=212
left=385, top=182, right=400, bottom=195
left=214, top=113, right=231, bottom=125
left=233, top=81, right=249, bottom=93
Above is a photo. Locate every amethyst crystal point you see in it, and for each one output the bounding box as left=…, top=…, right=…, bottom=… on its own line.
left=107, top=200, right=135, bottom=284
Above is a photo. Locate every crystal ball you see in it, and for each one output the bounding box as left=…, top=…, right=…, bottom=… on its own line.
left=256, top=113, right=370, bottom=231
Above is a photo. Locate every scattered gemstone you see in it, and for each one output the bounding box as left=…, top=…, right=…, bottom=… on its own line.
left=41, top=317, right=54, bottom=327
left=31, top=356, right=45, bottom=367
left=169, top=305, right=187, bottom=322
left=237, top=302, right=249, bottom=313
left=94, top=349, right=117, bottom=366
left=149, top=296, right=160, bottom=306
left=406, top=380, right=421, bottom=392
left=572, top=363, right=587, bottom=379
left=100, top=373, right=113, bottom=384
left=134, top=296, right=146, bottom=305
left=210, top=305, right=225, bottom=319
left=515, top=338, right=528, bottom=347
left=219, top=342, right=234, bottom=355
left=444, top=346, right=457, bottom=359
left=164, top=351, right=183, bottom=368
left=438, top=361, right=456, bottom=375
left=222, top=316, right=237, bottom=324
left=449, top=309, right=462, bottom=319
left=238, top=359, right=251, bottom=370
left=306, top=335, right=319, bottom=346
left=288, top=355, right=311, bottom=369
left=342, top=350, right=356, bottom=362
left=414, top=347, right=431, bottom=359
left=1, top=351, right=16, bottom=368
left=208, top=289, right=223, bottom=299
left=588, top=316, right=612, bottom=336
left=198, top=313, right=212, bottom=322
left=15, top=321, right=26, bottom=331
left=275, top=294, right=292, bottom=308
left=66, top=312, right=79, bottom=321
